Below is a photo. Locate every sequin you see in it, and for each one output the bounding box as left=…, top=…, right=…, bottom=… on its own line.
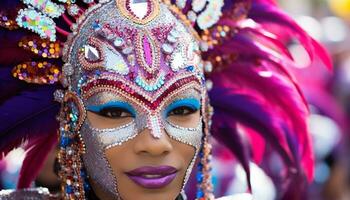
left=22, top=0, right=65, bottom=18
left=196, top=0, right=224, bottom=30
left=16, top=8, right=57, bottom=41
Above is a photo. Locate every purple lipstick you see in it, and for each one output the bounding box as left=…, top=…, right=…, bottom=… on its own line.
left=126, top=166, right=178, bottom=189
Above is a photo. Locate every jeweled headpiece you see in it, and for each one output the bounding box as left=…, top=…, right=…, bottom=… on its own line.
left=0, top=0, right=332, bottom=199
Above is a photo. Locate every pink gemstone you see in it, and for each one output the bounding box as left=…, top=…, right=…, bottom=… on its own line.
left=143, top=35, right=153, bottom=67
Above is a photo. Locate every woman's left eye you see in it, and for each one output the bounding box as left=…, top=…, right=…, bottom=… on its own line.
left=96, top=107, right=133, bottom=119
left=168, top=106, right=197, bottom=116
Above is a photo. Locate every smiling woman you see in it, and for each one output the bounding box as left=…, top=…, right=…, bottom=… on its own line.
left=0, top=0, right=331, bottom=200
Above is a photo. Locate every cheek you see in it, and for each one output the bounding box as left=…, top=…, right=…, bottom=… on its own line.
left=104, top=143, right=133, bottom=172
left=173, top=141, right=196, bottom=166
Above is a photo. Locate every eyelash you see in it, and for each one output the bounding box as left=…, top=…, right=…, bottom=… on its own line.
left=167, top=106, right=198, bottom=116
left=94, top=107, right=133, bottom=119
left=87, top=102, right=136, bottom=119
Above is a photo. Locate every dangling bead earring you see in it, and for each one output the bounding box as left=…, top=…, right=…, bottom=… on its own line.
left=56, top=91, right=91, bottom=200
left=196, top=135, right=214, bottom=200
left=197, top=95, right=215, bottom=200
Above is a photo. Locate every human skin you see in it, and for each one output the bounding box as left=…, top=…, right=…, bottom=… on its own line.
left=86, top=88, right=201, bottom=200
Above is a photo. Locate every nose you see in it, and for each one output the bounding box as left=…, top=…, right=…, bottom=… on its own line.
left=133, top=128, right=173, bottom=156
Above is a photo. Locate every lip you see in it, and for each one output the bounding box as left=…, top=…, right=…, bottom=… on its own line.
left=126, top=166, right=178, bottom=189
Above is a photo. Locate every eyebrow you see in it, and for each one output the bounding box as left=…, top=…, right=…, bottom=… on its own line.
left=86, top=101, right=137, bottom=117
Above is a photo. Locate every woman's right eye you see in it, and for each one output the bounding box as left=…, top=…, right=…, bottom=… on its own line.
left=96, top=107, right=133, bottom=119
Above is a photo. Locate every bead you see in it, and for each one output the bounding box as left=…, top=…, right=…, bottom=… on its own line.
left=68, top=4, right=80, bottom=17
left=16, top=8, right=57, bottom=41
left=54, top=89, right=65, bottom=103
left=162, top=43, right=174, bottom=54
left=63, top=63, right=74, bottom=76
left=113, top=37, right=125, bottom=47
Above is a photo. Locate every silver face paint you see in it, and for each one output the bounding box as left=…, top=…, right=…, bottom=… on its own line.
left=80, top=88, right=203, bottom=196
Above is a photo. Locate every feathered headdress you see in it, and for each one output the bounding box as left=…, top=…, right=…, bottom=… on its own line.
left=0, top=0, right=331, bottom=199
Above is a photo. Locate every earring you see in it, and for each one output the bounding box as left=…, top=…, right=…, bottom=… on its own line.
left=197, top=95, right=214, bottom=200
left=57, top=91, right=90, bottom=200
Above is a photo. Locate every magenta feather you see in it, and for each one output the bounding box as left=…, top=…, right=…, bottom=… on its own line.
left=203, top=2, right=331, bottom=190
left=17, top=132, right=58, bottom=188
left=248, top=2, right=332, bottom=70
left=0, top=83, right=60, bottom=186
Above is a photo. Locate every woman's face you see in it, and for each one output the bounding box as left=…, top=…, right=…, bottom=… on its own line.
left=71, top=4, right=206, bottom=198
left=85, top=87, right=202, bottom=200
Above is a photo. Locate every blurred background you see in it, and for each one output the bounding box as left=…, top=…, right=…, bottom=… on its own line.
left=1, top=0, right=350, bottom=199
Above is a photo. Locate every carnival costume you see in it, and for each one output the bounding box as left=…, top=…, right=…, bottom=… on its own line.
left=0, top=0, right=331, bottom=199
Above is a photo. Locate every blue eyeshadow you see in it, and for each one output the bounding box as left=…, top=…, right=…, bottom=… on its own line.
left=87, top=101, right=136, bottom=117
left=165, top=98, right=200, bottom=115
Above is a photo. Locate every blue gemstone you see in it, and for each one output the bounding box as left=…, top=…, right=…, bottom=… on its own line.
left=66, top=185, right=73, bottom=194
left=199, top=151, right=204, bottom=157
left=60, top=137, right=71, bottom=147
left=81, top=170, right=86, bottom=177
left=84, top=182, right=91, bottom=191
left=196, top=190, right=204, bottom=198
left=95, top=70, right=101, bottom=76
left=92, top=22, right=101, bottom=30
left=197, top=163, right=203, bottom=170
left=186, top=65, right=194, bottom=72
left=196, top=173, right=203, bottom=182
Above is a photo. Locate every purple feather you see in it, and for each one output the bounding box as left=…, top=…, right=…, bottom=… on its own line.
left=0, top=84, right=59, bottom=186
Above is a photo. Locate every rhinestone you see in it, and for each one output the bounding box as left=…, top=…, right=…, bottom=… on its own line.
left=162, top=43, right=173, bottom=54
left=53, top=89, right=64, bottom=103
left=113, top=37, right=124, bottom=47
left=167, top=35, right=177, bottom=43
left=60, top=77, right=69, bottom=88
left=82, top=0, right=94, bottom=3
left=92, top=21, right=102, bottom=31
left=70, top=23, right=77, bottom=32
left=122, top=46, right=133, bottom=54
left=127, top=54, right=136, bottom=66
left=84, top=45, right=100, bottom=61
left=192, top=0, right=207, bottom=12
left=187, top=11, right=197, bottom=22
left=170, top=30, right=180, bottom=38
left=62, top=63, right=74, bottom=76
left=67, top=4, right=79, bottom=16
left=176, top=0, right=186, bottom=9
left=171, top=53, right=185, bottom=71
left=129, top=0, right=149, bottom=19
left=107, top=34, right=115, bottom=41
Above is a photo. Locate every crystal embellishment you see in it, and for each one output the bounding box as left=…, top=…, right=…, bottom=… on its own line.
left=16, top=8, right=57, bottom=41
left=162, top=43, right=173, bottom=54
left=116, top=0, right=160, bottom=24
left=22, top=0, right=65, bottom=18
left=197, top=0, right=225, bottom=30
left=62, top=63, right=74, bottom=76
left=68, top=4, right=80, bottom=16
left=84, top=45, right=100, bottom=62
left=130, top=0, right=149, bottom=19
left=113, top=37, right=125, bottom=47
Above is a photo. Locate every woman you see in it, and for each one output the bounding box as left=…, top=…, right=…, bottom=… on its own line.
left=0, top=0, right=331, bottom=199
